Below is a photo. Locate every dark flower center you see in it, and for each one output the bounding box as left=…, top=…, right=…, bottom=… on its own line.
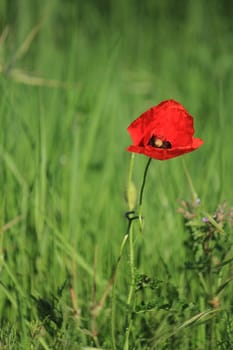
left=148, top=135, right=172, bottom=149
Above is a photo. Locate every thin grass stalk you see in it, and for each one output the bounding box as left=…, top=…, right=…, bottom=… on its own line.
left=182, top=158, right=198, bottom=202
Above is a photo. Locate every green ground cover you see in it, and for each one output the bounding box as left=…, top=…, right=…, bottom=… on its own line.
left=1, top=1, right=233, bottom=348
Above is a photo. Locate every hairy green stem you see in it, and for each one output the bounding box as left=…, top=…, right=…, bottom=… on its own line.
left=123, top=220, right=135, bottom=350
left=111, top=154, right=135, bottom=350
left=124, top=157, right=152, bottom=350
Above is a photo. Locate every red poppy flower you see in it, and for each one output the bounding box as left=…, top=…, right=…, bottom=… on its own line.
left=127, top=99, right=203, bottom=160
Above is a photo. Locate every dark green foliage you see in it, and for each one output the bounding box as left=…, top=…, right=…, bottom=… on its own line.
left=0, top=324, right=18, bottom=350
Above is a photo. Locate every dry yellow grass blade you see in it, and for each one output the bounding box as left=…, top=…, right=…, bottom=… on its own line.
left=0, top=26, right=9, bottom=45
left=0, top=23, right=79, bottom=89
left=10, top=22, right=42, bottom=64
left=0, top=215, right=23, bottom=235
left=9, top=68, right=78, bottom=89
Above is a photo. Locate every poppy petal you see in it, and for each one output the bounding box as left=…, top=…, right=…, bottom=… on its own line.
left=127, top=100, right=203, bottom=160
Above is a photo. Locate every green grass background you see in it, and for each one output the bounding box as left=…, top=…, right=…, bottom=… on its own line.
left=1, top=0, right=233, bottom=348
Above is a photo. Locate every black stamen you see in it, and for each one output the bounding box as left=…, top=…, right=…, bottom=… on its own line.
left=161, top=140, right=172, bottom=149
left=148, top=135, right=156, bottom=146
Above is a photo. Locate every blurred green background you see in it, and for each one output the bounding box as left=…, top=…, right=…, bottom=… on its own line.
left=1, top=0, right=233, bottom=348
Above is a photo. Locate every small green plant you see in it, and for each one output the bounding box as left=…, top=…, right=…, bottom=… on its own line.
left=178, top=198, right=233, bottom=349
left=179, top=199, right=233, bottom=306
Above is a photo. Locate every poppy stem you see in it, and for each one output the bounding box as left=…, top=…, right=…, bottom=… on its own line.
left=111, top=154, right=136, bottom=350
left=138, top=157, right=152, bottom=229
left=123, top=217, right=135, bottom=350
left=139, top=157, right=152, bottom=205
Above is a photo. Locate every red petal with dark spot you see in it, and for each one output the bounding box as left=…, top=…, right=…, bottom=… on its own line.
left=127, top=99, right=203, bottom=160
